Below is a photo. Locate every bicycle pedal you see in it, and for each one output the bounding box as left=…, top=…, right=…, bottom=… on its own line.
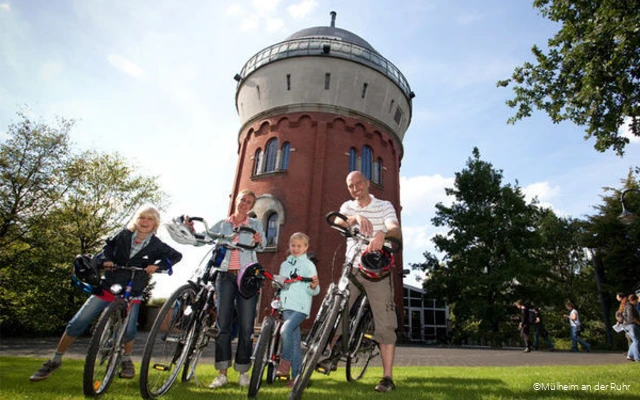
left=204, top=327, right=219, bottom=338
left=152, top=363, right=171, bottom=372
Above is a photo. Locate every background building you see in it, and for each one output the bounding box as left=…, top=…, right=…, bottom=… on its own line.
left=230, top=12, right=414, bottom=333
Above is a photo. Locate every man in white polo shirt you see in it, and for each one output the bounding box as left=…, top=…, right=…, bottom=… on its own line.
left=338, top=170, right=402, bottom=392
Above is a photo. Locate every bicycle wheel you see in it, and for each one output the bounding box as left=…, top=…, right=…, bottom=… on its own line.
left=83, top=301, right=124, bottom=397
left=181, top=298, right=215, bottom=382
left=302, top=284, right=333, bottom=349
left=248, top=315, right=275, bottom=398
left=139, top=284, right=197, bottom=399
left=289, top=293, right=341, bottom=400
left=346, top=307, right=377, bottom=381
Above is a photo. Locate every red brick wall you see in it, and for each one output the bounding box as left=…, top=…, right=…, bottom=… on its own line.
left=230, top=112, right=405, bottom=333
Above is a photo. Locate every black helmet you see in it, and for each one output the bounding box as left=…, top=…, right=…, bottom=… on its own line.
left=359, top=248, right=394, bottom=280
left=72, top=254, right=101, bottom=293
left=237, top=263, right=265, bottom=298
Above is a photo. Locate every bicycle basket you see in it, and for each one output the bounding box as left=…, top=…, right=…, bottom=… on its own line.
left=237, top=262, right=265, bottom=298
left=359, top=248, right=394, bottom=280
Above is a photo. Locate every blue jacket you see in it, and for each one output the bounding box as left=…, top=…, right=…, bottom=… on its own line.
left=278, top=254, right=320, bottom=316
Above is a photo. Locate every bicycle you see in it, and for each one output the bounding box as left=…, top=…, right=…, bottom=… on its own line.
left=288, top=211, right=400, bottom=400
left=139, top=217, right=257, bottom=399
left=248, top=271, right=313, bottom=398
left=83, top=265, right=170, bottom=397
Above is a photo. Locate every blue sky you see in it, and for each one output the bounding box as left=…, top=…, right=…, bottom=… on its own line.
left=1, top=0, right=638, bottom=296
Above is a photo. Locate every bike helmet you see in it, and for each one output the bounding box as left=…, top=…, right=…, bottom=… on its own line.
left=72, top=254, right=102, bottom=294
left=164, top=216, right=198, bottom=245
left=237, top=263, right=265, bottom=298
left=358, top=248, right=394, bottom=280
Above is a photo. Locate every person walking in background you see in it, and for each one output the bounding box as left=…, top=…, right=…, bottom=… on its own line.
left=618, top=294, right=640, bottom=361
left=275, top=232, right=320, bottom=387
left=514, top=300, right=532, bottom=353
left=564, top=301, right=590, bottom=352
left=29, top=205, right=182, bottom=382
left=532, top=307, right=555, bottom=351
left=616, top=293, right=632, bottom=347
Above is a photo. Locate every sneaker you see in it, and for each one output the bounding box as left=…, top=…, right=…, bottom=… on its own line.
left=523, top=348, right=531, bottom=353
left=30, top=360, right=62, bottom=381
left=239, top=372, right=250, bottom=387
left=119, top=360, right=135, bottom=379
left=375, top=376, right=396, bottom=392
left=209, top=374, right=228, bottom=388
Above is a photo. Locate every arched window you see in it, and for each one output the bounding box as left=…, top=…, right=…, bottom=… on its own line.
left=253, top=149, right=262, bottom=176
left=373, top=158, right=383, bottom=185
left=281, top=142, right=290, bottom=170
left=362, top=146, right=373, bottom=180
left=264, top=138, right=279, bottom=173
left=349, top=148, right=357, bottom=172
left=266, top=213, right=279, bottom=247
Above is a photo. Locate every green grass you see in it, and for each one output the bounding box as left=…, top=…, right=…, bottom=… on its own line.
left=1, top=356, right=638, bottom=400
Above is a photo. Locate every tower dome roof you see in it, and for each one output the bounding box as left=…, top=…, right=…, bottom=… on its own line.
left=285, top=26, right=378, bottom=54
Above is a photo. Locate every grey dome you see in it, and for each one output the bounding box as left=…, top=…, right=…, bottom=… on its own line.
left=285, top=26, right=378, bottom=54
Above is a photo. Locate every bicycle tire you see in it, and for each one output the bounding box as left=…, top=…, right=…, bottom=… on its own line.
left=248, top=316, right=275, bottom=398
left=346, top=307, right=376, bottom=381
left=139, top=284, right=197, bottom=399
left=83, top=301, right=124, bottom=397
left=181, top=299, right=215, bottom=383
left=288, top=293, right=342, bottom=400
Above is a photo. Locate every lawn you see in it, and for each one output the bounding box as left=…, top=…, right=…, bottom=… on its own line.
left=1, top=356, right=638, bottom=400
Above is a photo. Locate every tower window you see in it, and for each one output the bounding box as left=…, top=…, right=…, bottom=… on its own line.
left=257, top=85, right=260, bottom=100
left=362, top=146, right=372, bottom=180
left=361, top=83, right=368, bottom=99
left=265, top=138, right=278, bottom=173
left=349, top=148, right=357, bottom=172
left=253, top=149, right=263, bottom=175
left=389, top=99, right=395, bottom=113
left=286, top=74, right=291, bottom=91
left=266, top=213, right=279, bottom=247
left=394, top=106, right=403, bottom=125
left=281, top=142, right=290, bottom=170
left=373, top=158, right=383, bottom=185
left=324, top=73, right=331, bottom=90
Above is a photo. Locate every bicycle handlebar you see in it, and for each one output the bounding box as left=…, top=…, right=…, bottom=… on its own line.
left=324, top=211, right=402, bottom=253
left=183, top=216, right=259, bottom=250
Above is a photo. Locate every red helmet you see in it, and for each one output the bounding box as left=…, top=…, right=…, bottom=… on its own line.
left=358, top=248, right=394, bottom=279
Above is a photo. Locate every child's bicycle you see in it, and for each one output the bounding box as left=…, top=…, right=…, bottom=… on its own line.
left=138, top=216, right=258, bottom=399
left=83, top=265, right=171, bottom=397
left=288, top=211, right=400, bottom=400
left=248, top=270, right=313, bottom=398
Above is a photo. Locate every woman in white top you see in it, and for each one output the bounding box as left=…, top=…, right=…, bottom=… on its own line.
left=564, top=301, right=591, bottom=352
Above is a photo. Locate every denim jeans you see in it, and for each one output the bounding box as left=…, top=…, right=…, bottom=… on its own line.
left=570, top=325, right=590, bottom=352
left=215, top=271, right=257, bottom=372
left=281, top=310, right=307, bottom=378
left=623, top=324, right=640, bottom=361
left=66, top=295, right=140, bottom=343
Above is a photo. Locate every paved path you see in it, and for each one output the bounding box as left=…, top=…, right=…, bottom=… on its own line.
left=0, top=333, right=628, bottom=367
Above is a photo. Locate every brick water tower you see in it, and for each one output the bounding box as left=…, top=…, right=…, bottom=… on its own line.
left=229, top=12, right=414, bottom=332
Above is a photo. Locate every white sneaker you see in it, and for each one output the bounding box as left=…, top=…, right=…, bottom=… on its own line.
left=208, top=374, right=228, bottom=388
left=239, top=372, right=250, bottom=387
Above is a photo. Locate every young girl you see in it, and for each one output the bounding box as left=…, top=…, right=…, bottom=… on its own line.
left=275, top=232, right=320, bottom=386
left=30, top=205, right=182, bottom=381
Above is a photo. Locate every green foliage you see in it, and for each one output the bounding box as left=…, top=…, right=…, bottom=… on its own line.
left=0, top=110, right=167, bottom=336
left=498, top=0, right=640, bottom=155
left=414, top=148, right=542, bottom=346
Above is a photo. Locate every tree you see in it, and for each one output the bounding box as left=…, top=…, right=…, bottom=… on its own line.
left=414, top=148, right=541, bottom=346
left=498, top=0, right=640, bottom=155
left=0, top=111, right=167, bottom=335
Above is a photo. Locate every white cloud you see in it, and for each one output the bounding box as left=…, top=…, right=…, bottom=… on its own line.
left=621, top=117, right=640, bottom=144
left=265, top=17, right=284, bottom=32
left=107, top=54, right=145, bottom=79
left=522, top=181, right=560, bottom=203
left=288, top=0, right=317, bottom=20
left=252, top=0, right=281, bottom=14
left=240, top=14, right=260, bottom=32
left=0, top=3, right=10, bottom=12
left=226, top=4, right=245, bottom=17
left=400, top=174, right=454, bottom=216
left=40, top=61, right=63, bottom=81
